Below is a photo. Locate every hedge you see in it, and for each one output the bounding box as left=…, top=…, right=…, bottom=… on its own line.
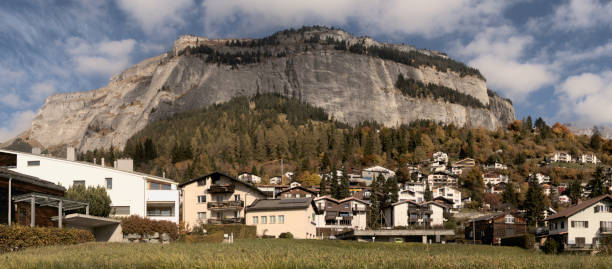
left=184, top=232, right=224, bottom=243
left=0, top=225, right=93, bottom=253
left=198, top=224, right=256, bottom=239
left=500, top=234, right=535, bottom=249
left=120, top=215, right=178, bottom=240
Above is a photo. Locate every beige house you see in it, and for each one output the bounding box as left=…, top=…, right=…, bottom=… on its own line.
left=245, top=198, right=319, bottom=239
left=384, top=200, right=448, bottom=228
left=180, top=172, right=266, bottom=230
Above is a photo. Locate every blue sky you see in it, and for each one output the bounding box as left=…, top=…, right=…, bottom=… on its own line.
left=1, top=0, right=611, bottom=141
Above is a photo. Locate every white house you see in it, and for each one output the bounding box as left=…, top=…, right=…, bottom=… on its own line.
left=426, top=172, right=458, bottom=188
left=399, top=189, right=424, bottom=203
left=0, top=148, right=179, bottom=223
left=529, top=173, right=551, bottom=184
left=550, top=152, right=572, bottom=163
left=484, top=162, right=508, bottom=170
left=546, top=195, right=612, bottom=248
left=578, top=154, right=599, bottom=164
left=558, top=195, right=571, bottom=204
left=361, top=166, right=395, bottom=182
left=237, top=172, right=262, bottom=184
left=384, top=200, right=447, bottom=228
left=269, top=176, right=282, bottom=185
left=433, top=186, right=462, bottom=209
left=432, top=151, right=448, bottom=164
left=314, top=196, right=369, bottom=230
left=482, top=172, right=509, bottom=185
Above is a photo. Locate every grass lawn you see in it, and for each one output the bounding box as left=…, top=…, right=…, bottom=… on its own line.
left=2, top=239, right=611, bottom=269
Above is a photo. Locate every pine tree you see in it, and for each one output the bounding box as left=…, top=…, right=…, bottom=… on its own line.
left=339, top=166, right=350, bottom=199
left=524, top=179, right=546, bottom=227
left=368, top=176, right=381, bottom=229
left=424, top=181, right=433, bottom=201
left=319, top=174, right=328, bottom=196
left=387, top=176, right=399, bottom=203
left=591, top=127, right=603, bottom=151
left=587, top=166, right=610, bottom=197
left=501, top=182, right=519, bottom=207
left=329, top=165, right=340, bottom=199
left=566, top=179, right=582, bottom=205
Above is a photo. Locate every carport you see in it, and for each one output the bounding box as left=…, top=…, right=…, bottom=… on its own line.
left=11, top=192, right=89, bottom=228
left=52, top=214, right=123, bottom=242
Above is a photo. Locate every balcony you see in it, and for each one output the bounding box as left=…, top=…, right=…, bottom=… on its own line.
left=207, top=200, right=244, bottom=210
left=207, top=218, right=244, bottom=224
left=146, top=189, right=179, bottom=202
left=600, top=227, right=612, bottom=234
left=209, top=184, right=235, bottom=193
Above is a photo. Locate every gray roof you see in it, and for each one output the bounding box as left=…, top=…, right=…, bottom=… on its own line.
left=247, top=197, right=317, bottom=212
left=0, top=168, right=65, bottom=192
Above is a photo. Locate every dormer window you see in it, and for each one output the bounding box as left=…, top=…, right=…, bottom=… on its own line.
left=505, top=215, right=515, bottom=224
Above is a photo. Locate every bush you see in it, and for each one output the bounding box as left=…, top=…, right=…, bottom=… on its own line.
left=500, top=234, right=535, bottom=249
left=0, top=225, right=93, bottom=253
left=120, top=215, right=178, bottom=240
left=279, top=232, right=294, bottom=239
left=543, top=238, right=564, bottom=254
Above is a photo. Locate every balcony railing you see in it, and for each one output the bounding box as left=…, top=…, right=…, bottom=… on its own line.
left=207, top=218, right=244, bottom=224
left=209, top=184, right=235, bottom=193
left=207, top=200, right=244, bottom=210
left=600, top=227, right=612, bottom=233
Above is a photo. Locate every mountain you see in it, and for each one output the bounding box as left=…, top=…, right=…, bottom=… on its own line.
left=10, top=26, right=514, bottom=152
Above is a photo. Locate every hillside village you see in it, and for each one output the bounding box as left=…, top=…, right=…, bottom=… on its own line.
left=2, top=130, right=611, bottom=251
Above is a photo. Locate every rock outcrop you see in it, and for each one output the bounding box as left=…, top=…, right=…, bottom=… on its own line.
left=20, top=27, right=515, bottom=152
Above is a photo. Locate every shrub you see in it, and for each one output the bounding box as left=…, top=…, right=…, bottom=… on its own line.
left=543, top=238, right=564, bottom=254
left=279, top=232, right=294, bottom=239
left=0, top=225, right=93, bottom=253
left=500, top=235, right=535, bottom=249
left=120, top=215, right=178, bottom=240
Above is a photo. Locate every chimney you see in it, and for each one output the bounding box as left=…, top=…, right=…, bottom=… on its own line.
left=162, top=171, right=166, bottom=178
left=115, top=158, right=134, bottom=172
left=93, top=158, right=96, bottom=165
left=32, top=147, right=41, bottom=155
left=101, top=157, right=105, bottom=167
left=66, top=147, right=76, bottom=161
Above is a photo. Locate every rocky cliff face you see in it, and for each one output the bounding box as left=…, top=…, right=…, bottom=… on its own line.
left=22, top=27, right=514, bottom=152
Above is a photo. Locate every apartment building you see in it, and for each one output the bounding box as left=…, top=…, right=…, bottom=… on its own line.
left=314, top=196, right=369, bottom=230
left=433, top=186, right=462, bottom=209
left=384, top=200, right=447, bottom=228
left=180, top=172, right=265, bottom=229
left=0, top=148, right=179, bottom=223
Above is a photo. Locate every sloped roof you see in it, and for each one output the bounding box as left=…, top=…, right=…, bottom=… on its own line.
left=179, top=171, right=265, bottom=196
left=0, top=168, right=65, bottom=192
left=277, top=185, right=318, bottom=195
left=247, top=197, right=319, bottom=213
left=545, top=194, right=612, bottom=221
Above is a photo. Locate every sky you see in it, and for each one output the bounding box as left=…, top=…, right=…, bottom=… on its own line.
left=1, top=0, right=611, bottom=141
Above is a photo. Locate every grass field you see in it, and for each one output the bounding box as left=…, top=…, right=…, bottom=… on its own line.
left=2, top=239, right=611, bottom=269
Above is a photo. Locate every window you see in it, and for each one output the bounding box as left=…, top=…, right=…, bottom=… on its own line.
left=197, top=180, right=205, bottom=186
left=73, top=180, right=85, bottom=186
left=27, top=160, right=40, bottom=166
left=261, top=216, right=267, bottom=224
left=149, top=182, right=171, bottom=190
left=105, top=178, right=112, bottom=189
left=278, top=215, right=284, bottom=224
left=198, top=195, right=207, bottom=203
left=111, top=206, right=130, bottom=215
left=296, top=194, right=300, bottom=198
left=216, top=196, right=223, bottom=202
left=505, top=215, right=515, bottom=224
left=561, top=221, right=564, bottom=229
left=306, top=194, right=312, bottom=197
left=147, top=205, right=174, bottom=217
left=198, top=212, right=206, bottom=220
left=253, top=216, right=258, bottom=224
left=345, top=204, right=349, bottom=208
left=571, top=221, right=588, bottom=228
left=234, top=194, right=240, bottom=201
left=270, top=216, right=276, bottom=224
left=312, top=213, right=315, bottom=220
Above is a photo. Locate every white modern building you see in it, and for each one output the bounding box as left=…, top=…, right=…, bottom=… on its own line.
left=529, top=173, right=551, bottom=184
left=237, top=172, right=262, bottom=184
left=484, top=162, right=508, bottom=170
left=384, top=200, right=447, bottom=228
left=0, top=148, right=179, bottom=223
left=361, top=166, right=395, bottom=183
left=432, top=151, right=448, bottom=164
left=546, top=195, right=612, bottom=248
left=550, top=152, right=572, bottom=163
left=433, top=186, right=462, bottom=209
left=578, top=154, right=599, bottom=164
left=314, top=196, right=369, bottom=230
left=482, top=172, right=509, bottom=185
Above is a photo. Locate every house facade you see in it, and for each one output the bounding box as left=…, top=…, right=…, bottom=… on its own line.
left=180, top=172, right=265, bottom=229
left=278, top=185, right=317, bottom=199
left=237, top=172, right=261, bottom=184
left=465, top=212, right=527, bottom=244
left=550, top=152, right=572, bottom=163
left=433, top=187, right=462, bottom=209
left=384, top=200, right=447, bottom=228
left=245, top=198, right=319, bottom=239
left=361, top=166, right=395, bottom=183
left=314, top=196, right=369, bottom=230
left=546, top=195, right=612, bottom=248
left=482, top=172, right=509, bottom=185
left=0, top=149, right=179, bottom=223
left=578, top=154, right=599, bottom=164
left=426, top=172, right=458, bottom=188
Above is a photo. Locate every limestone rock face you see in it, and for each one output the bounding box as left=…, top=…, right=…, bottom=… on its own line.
left=24, top=28, right=515, bottom=152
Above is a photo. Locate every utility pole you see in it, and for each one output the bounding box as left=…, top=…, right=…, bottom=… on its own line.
left=8, top=177, right=11, bottom=226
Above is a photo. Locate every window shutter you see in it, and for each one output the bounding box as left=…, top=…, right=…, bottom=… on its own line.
left=571, top=221, right=574, bottom=228
left=585, top=221, right=588, bottom=228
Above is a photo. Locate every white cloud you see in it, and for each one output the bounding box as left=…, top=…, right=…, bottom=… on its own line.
left=551, top=0, right=612, bottom=30
left=0, top=93, right=25, bottom=109
left=0, top=65, right=25, bottom=85
left=202, top=0, right=510, bottom=37
left=0, top=110, right=36, bottom=143
left=29, top=80, right=57, bottom=103
left=454, top=26, right=556, bottom=100
left=66, top=38, right=137, bottom=77
left=556, top=71, right=612, bottom=124
left=116, top=0, right=196, bottom=36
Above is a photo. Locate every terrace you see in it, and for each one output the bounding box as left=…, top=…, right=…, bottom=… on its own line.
left=207, top=200, right=244, bottom=210
left=209, top=184, right=235, bottom=193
